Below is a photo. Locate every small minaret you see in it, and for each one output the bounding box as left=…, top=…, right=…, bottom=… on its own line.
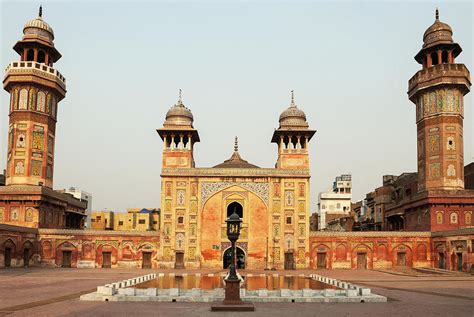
left=408, top=9, right=471, bottom=191
left=3, top=6, right=66, bottom=188
left=271, top=91, right=315, bottom=169
left=157, top=90, right=200, bottom=168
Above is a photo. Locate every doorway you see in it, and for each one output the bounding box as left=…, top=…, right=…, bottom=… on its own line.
left=5, top=247, right=12, bottom=267
left=62, top=251, right=71, bottom=268
left=456, top=253, right=463, bottom=272
left=284, top=252, right=295, bottom=270
left=397, top=252, right=406, bottom=267
left=316, top=253, right=326, bottom=269
left=142, top=252, right=152, bottom=269
left=102, top=252, right=111, bottom=268
left=357, top=253, right=367, bottom=269
left=438, top=252, right=445, bottom=269
left=23, top=249, right=30, bottom=267
left=175, top=251, right=184, bottom=269
left=223, top=247, right=245, bottom=269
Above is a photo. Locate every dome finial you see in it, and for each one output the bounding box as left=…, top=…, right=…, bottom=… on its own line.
left=290, top=90, right=296, bottom=107
left=39, top=5, right=43, bottom=17
left=234, top=136, right=238, bottom=152
left=435, top=7, right=439, bottom=20
left=178, top=89, right=183, bottom=105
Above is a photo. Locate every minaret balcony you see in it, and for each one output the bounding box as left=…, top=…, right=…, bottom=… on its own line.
left=408, top=63, right=471, bottom=102
left=4, top=61, right=66, bottom=97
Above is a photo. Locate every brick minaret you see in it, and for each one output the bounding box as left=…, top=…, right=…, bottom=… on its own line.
left=271, top=91, right=315, bottom=169
left=408, top=9, right=471, bottom=191
left=3, top=6, right=66, bottom=188
left=157, top=90, right=200, bottom=169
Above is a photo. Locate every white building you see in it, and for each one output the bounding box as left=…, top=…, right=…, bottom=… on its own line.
left=317, top=174, right=352, bottom=230
left=64, top=187, right=93, bottom=228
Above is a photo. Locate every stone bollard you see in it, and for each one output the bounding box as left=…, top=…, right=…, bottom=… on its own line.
left=346, top=289, right=358, bottom=297
left=323, top=289, right=335, bottom=297
left=169, top=288, right=179, bottom=296
left=97, top=286, right=115, bottom=296
left=302, top=289, right=314, bottom=297
left=258, top=289, right=268, bottom=297
left=118, top=288, right=136, bottom=296
left=190, top=288, right=201, bottom=297
left=144, top=288, right=158, bottom=296
left=360, top=288, right=371, bottom=296
left=280, top=289, right=291, bottom=297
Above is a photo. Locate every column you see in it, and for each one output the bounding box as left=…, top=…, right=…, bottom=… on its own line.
left=188, top=134, right=192, bottom=150
left=437, top=50, right=442, bottom=65
left=427, top=53, right=432, bottom=67
left=448, top=50, right=454, bottom=63
left=171, top=135, right=175, bottom=150
left=280, top=135, right=284, bottom=152
left=297, top=136, right=301, bottom=150
left=33, top=49, right=38, bottom=62
left=179, top=134, right=184, bottom=150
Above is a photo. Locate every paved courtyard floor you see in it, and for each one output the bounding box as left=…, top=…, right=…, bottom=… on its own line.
left=0, top=268, right=473, bottom=317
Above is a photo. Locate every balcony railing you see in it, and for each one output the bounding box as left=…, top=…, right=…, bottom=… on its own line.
left=5, top=61, right=66, bottom=87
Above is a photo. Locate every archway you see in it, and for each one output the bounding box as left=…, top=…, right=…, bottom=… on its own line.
left=223, top=247, right=245, bottom=269
left=227, top=201, right=243, bottom=219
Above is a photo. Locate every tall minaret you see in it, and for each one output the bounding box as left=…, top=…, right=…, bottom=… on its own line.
left=3, top=6, right=66, bottom=188
left=408, top=9, right=471, bottom=191
left=271, top=91, right=316, bottom=169
left=156, top=90, right=200, bottom=168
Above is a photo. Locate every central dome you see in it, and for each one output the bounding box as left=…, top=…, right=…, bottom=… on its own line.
left=278, top=92, right=309, bottom=129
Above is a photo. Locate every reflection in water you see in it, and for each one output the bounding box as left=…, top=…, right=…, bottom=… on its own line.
left=136, top=274, right=338, bottom=291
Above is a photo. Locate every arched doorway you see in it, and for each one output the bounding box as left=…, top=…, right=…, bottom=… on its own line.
left=227, top=202, right=243, bottom=219
left=223, top=247, right=245, bottom=269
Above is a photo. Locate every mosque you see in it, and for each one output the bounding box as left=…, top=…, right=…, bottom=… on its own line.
left=0, top=7, right=473, bottom=272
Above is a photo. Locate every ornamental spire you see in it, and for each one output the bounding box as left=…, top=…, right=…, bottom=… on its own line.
left=234, top=136, right=238, bottom=152
left=39, top=5, right=42, bottom=17
left=290, top=90, right=296, bottom=107
left=177, top=89, right=183, bottom=105
left=435, top=7, right=439, bottom=20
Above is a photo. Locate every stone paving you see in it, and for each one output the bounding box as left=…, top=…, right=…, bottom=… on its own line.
left=0, top=268, right=473, bottom=316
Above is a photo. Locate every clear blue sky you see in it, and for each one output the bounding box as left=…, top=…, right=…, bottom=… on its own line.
left=1, top=1, right=472, bottom=212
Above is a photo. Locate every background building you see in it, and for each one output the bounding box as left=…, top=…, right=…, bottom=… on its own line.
left=62, top=187, right=92, bottom=228
left=317, top=174, right=352, bottom=230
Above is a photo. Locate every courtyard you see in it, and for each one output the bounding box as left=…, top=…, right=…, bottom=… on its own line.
left=0, top=268, right=472, bottom=316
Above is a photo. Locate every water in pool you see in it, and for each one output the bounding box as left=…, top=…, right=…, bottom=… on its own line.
left=135, top=274, right=337, bottom=291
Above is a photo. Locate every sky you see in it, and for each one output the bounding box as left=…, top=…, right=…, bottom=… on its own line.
left=0, top=1, right=472, bottom=213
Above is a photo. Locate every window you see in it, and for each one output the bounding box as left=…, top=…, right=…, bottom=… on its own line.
left=346, top=188, right=351, bottom=193
left=177, top=216, right=184, bottom=224
left=118, top=221, right=124, bottom=226
left=465, top=212, right=472, bottom=225
left=436, top=212, right=443, bottom=224
left=138, top=219, right=146, bottom=224
left=96, top=216, right=102, bottom=221
left=153, top=221, right=158, bottom=224
left=322, top=205, right=326, bottom=210
left=336, top=203, right=341, bottom=209
left=91, top=219, right=95, bottom=222
left=286, top=216, right=292, bottom=224
left=450, top=212, right=458, bottom=224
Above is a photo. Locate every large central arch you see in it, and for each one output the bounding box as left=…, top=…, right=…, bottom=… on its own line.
left=227, top=201, right=243, bottom=218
